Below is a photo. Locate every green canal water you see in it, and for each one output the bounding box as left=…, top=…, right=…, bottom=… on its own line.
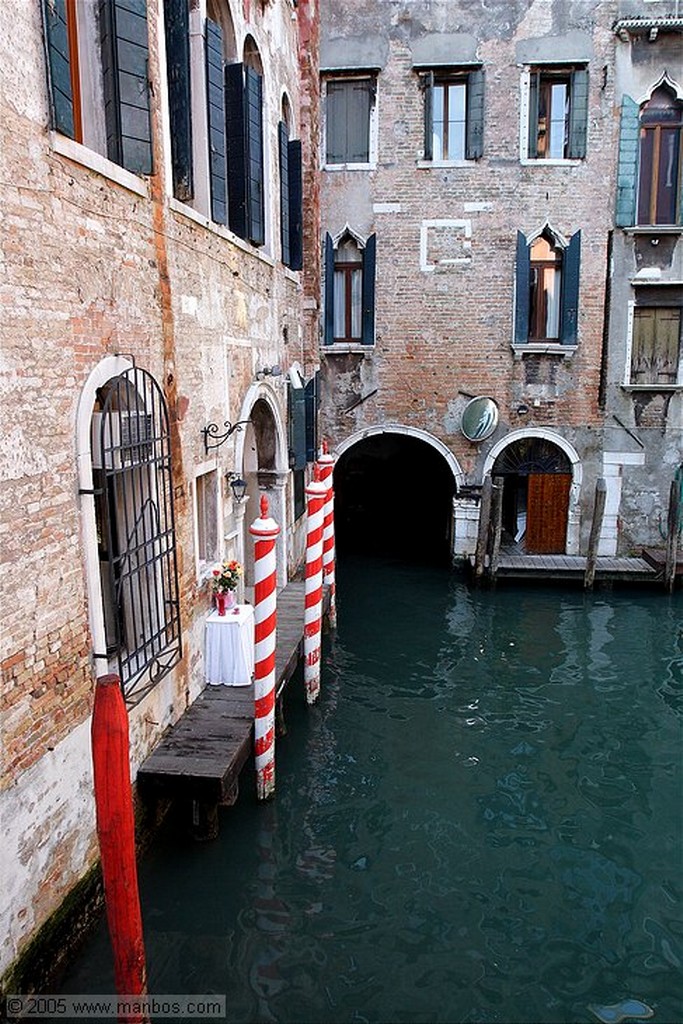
left=62, top=558, right=682, bottom=1024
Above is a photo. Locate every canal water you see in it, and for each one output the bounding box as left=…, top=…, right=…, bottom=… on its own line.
left=61, top=558, right=682, bottom=1024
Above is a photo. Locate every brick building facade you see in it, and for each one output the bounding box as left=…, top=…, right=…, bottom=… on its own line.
left=1, top=0, right=318, bottom=989
left=312, top=0, right=681, bottom=561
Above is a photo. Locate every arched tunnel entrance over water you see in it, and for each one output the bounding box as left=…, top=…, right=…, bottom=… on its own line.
left=334, top=432, right=456, bottom=564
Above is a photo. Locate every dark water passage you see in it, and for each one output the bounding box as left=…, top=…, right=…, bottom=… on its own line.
left=62, top=560, right=682, bottom=1023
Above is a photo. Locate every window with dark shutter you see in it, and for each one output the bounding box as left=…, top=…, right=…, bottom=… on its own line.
left=361, top=234, right=376, bottom=346
left=164, top=0, right=193, bottom=201
left=324, top=233, right=335, bottom=345
left=637, top=85, right=683, bottom=226
left=560, top=231, right=581, bottom=345
left=245, top=66, right=265, bottom=246
left=205, top=20, right=227, bottom=224
left=515, top=229, right=581, bottom=345
left=99, top=0, right=153, bottom=175
left=305, top=372, right=320, bottom=463
left=514, top=231, right=531, bottom=344
left=288, top=140, right=303, bottom=271
left=466, top=67, right=485, bottom=160
left=278, top=121, right=290, bottom=265
left=325, top=78, right=374, bottom=164
left=224, top=61, right=247, bottom=237
left=616, top=95, right=639, bottom=227
left=42, top=0, right=77, bottom=139
left=422, top=68, right=484, bottom=162
left=527, top=67, right=588, bottom=161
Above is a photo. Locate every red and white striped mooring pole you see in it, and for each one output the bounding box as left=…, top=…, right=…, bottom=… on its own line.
left=250, top=495, right=281, bottom=800
left=304, top=468, right=328, bottom=704
left=317, top=440, right=337, bottom=630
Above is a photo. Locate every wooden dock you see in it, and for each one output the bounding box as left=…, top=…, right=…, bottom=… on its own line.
left=137, top=581, right=324, bottom=831
left=491, top=552, right=658, bottom=583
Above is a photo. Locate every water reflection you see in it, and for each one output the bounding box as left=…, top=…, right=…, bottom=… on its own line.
left=59, top=560, right=682, bottom=1024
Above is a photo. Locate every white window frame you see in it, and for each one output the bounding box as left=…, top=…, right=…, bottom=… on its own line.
left=193, top=463, right=223, bottom=579
left=623, top=297, right=683, bottom=389
left=519, top=67, right=583, bottom=166
left=322, top=74, right=379, bottom=171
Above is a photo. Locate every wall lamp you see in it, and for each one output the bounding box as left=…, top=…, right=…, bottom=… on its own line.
left=226, top=472, right=248, bottom=503
left=201, top=419, right=251, bottom=454
left=255, top=364, right=282, bottom=381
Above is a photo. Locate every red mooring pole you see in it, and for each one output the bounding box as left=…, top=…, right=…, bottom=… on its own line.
left=304, top=468, right=328, bottom=704
left=91, top=674, right=148, bottom=1024
left=317, top=440, right=337, bottom=629
left=250, top=495, right=281, bottom=799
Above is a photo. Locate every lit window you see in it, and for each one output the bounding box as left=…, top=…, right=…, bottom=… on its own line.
left=526, top=67, right=588, bottom=160
left=422, top=69, right=484, bottom=162
left=637, top=85, right=683, bottom=226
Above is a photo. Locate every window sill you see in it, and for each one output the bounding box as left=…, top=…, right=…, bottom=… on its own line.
left=520, top=157, right=583, bottom=167
left=512, top=343, right=578, bottom=358
left=168, top=198, right=276, bottom=266
left=323, top=162, right=377, bottom=172
left=321, top=343, right=374, bottom=354
left=417, top=159, right=476, bottom=169
left=50, top=133, right=149, bottom=198
left=622, top=225, right=683, bottom=235
left=621, top=383, right=682, bottom=392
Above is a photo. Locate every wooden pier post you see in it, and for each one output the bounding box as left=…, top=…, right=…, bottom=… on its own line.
left=304, top=469, right=328, bottom=704
left=91, top=674, right=149, bottom=1024
left=474, top=475, right=493, bottom=579
left=664, top=477, right=681, bottom=594
left=250, top=496, right=281, bottom=800
left=318, top=441, right=337, bottom=629
left=584, top=477, right=607, bottom=591
left=489, top=476, right=504, bottom=579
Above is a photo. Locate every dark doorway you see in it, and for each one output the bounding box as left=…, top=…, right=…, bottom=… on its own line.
left=334, top=434, right=455, bottom=563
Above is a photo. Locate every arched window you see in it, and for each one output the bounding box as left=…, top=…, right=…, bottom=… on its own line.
left=91, top=366, right=181, bottom=706
left=324, top=230, right=377, bottom=345
left=529, top=234, right=563, bottom=341
left=637, top=84, right=683, bottom=226
left=514, top=227, right=581, bottom=346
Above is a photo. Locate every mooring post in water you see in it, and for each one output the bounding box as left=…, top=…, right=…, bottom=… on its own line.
left=318, top=440, right=337, bottom=629
left=584, top=477, right=607, bottom=591
left=304, top=467, right=328, bottom=704
left=664, top=476, right=681, bottom=594
left=489, top=476, right=504, bottom=579
left=474, top=475, right=493, bottom=578
left=250, top=496, right=280, bottom=800
left=91, top=674, right=149, bottom=1024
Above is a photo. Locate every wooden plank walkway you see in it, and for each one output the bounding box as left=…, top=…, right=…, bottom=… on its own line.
left=137, top=582, right=321, bottom=810
left=493, top=552, right=658, bottom=582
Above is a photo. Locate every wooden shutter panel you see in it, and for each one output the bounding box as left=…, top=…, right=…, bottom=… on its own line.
left=288, top=382, right=307, bottom=471
left=423, top=71, right=434, bottom=160
left=324, top=233, right=335, bottom=345
left=288, top=139, right=303, bottom=271
left=361, top=233, right=376, bottom=346
left=164, top=0, right=193, bottom=201
left=348, top=80, right=371, bottom=162
left=205, top=19, right=226, bottom=224
left=466, top=67, right=485, bottom=160
left=568, top=67, right=588, bottom=159
left=326, top=80, right=346, bottom=163
left=305, top=372, right=319, bottom=463
left=224, top=62, right=248, bottom=239
left=42, top=0, right=75, bottom=138
left=616, top=95, right=639, bottom=227
left=99, top=0, right=153, bottom=175
left=561, top=230, right=581, bottom=345
left=514, top=231, right=530, bottom=343
left=278, top=121, right=290, bottom=265
left=245, top=66, right=265, bottom=246
left=527, top=71, right=540, bottom=159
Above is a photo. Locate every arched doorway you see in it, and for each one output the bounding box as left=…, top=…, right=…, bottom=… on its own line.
left=335, top=429, right=459, bottom=563
left=491, top=436, right=574, bottom=554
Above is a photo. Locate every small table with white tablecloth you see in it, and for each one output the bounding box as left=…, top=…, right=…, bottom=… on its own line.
left=205, top=604, right=255, bottom=686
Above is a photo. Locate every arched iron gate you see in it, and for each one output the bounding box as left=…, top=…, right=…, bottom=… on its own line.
left=93, top=366, right=181, bottom=706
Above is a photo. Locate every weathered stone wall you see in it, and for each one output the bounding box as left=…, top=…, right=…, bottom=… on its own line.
left=0, top=0, right=307, bottom=985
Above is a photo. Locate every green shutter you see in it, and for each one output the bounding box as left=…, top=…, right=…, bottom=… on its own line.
left=561, top=230, right=581, bottom=345
left=288, top=382, right=307, bottom=471
left=278, top=121, right=290, bottom=265
left=616, top=95, right=639, bottom=227
left=205, top=19, right=226, bottom=224
left=423, top=71, right=434, bottom=160
left=245, top=66, right=264, bottom=246
left=514, top=231, right=530, bottom=343
left=324, top=233, right=335, bottom=345
left=100, top=0, right=153, bottom=175
left=466, top=67, right=485, bottom=160
left=568, top=68, right=588, bottom=159
left=164, top=0, right=193, bottom=200
left=224, top=62, right=247, bottom=239
left=42, top=0, right=75, bottom=138
left=305, top=372, right=319, bottom=463
left=288, top=139, right=303, bottom=271
left=325, top=80, right=345, bottom=164
left=361, top=233, right=376, bottom=346
left=527, top=72, right=540, bottom=159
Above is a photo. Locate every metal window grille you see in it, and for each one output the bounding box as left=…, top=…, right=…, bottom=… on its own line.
left=95, top=366, right=182, bottom=706
left=493, top=438, right=571, bottom=476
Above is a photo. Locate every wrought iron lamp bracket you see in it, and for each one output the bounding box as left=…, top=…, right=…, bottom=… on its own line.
left=201, top=419, right=251, bottom=454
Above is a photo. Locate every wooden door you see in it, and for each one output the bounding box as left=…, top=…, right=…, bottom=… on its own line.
left=526, top=473, right=571, bottom=553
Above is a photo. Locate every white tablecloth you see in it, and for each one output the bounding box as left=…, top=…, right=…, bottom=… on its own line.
left=205, top=604, right=255, bottom=686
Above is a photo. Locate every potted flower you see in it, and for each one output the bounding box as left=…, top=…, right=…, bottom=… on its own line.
left=212, top=558, right=243, bottom=615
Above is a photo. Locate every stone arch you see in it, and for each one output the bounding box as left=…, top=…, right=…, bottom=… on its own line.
left=483, top=428, right=582, bottom=554
left=336, top=423, right=465, bottom=487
